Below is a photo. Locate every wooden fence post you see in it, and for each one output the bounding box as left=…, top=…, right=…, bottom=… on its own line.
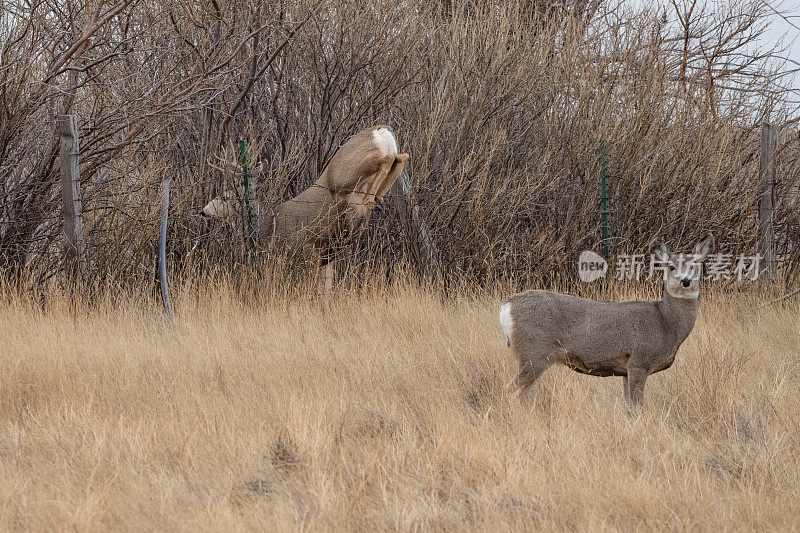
left=56, top=115, right=86, bottom=282
left=758, top=122, right=777, bottom=283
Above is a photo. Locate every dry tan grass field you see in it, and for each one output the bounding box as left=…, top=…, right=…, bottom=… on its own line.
left=0, top=281, right=798, bottom=530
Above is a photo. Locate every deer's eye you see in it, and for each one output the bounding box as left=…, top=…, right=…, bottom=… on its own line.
left=669, top=265, right=676, bottom=272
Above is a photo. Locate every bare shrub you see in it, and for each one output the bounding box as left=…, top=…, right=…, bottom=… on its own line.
left=1, top=0, right=798, bottom=289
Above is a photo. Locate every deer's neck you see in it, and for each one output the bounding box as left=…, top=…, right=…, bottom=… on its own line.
left=657, top=292, right=698, bottom=348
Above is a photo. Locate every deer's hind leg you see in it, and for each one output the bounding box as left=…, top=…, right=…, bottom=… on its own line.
left=326, top=152, right=395, bottom=197
left=506, top=349, right=554, bottom=400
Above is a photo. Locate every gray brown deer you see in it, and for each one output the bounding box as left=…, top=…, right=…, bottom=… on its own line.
left=201, top=125, right=410, bottom=289
left=499, top=234, right=714, bottom=413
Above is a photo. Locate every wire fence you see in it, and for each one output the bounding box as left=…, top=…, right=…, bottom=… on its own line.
left=9, top=126, right=798, bottom=291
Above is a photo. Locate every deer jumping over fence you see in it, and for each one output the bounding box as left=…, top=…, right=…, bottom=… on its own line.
left=499, top=234, right=714, bottom=413
left=201, top=125, right=410, bottom=289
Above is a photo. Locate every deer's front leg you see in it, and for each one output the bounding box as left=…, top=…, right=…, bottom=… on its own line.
left=376, top=153, right=409, bottom=203
left=312, top=255, right=334, bottom=294
left=622, top=376, right=630, bottom=406
left=625, top=367, right=648, bottom=414
left=362, top=154, right=396, bottom=205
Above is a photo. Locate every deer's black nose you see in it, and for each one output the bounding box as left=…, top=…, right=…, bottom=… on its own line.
left=200, top=209, right=209, bottom=218
left=681, top=278, right=691, bottom=287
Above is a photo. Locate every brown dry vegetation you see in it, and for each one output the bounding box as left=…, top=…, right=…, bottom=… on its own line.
left=3, top=0, right=799, bottom=528
left=1, top=281, right=798, bottom=530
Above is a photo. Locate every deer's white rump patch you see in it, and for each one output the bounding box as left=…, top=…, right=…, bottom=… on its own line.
left=499, top=302, right=514, bottom=346
left=373, top=127, right=398, bottom=157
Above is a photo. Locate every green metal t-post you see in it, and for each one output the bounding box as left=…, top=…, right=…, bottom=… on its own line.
left=600, top=140, right=610, bottom=262
left=241, top=139, right=256, bottom=264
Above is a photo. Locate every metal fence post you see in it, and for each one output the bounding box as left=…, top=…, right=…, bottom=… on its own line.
left=600, top=140, right=611, bottom=262
left=392, top=171, right=441, bottom=277
left=158, top=179, right=174, bottom=317
left=241, top=139, right=256, bottom=264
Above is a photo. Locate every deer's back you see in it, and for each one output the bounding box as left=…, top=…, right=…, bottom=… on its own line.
left=272, top=185, right=342, bottom=246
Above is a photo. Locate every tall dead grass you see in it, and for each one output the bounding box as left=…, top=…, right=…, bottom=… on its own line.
left=0, top=281, right=798, bottom=530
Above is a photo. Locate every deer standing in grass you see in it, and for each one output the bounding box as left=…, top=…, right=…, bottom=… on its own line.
left=201, top=125, right=410, bottom=288
left=499, top=234, right=714, bottom=413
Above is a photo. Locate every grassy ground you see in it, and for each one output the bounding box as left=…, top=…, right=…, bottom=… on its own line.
left=0, top=282, right=798, bottom=530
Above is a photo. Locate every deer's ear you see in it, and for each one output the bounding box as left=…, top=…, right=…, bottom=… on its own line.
left=693, top=233, right=715, bottom=260
left=649, top=240, right=669, bottom=262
